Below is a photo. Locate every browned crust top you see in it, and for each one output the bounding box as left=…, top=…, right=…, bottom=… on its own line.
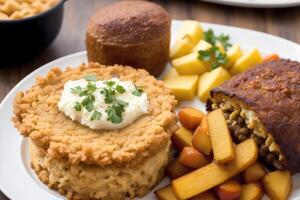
left=12, top=63, right=177, bottom=167
left=211, top=59, right=300, bottom=172
left=87, top=0, right=170, bottom=45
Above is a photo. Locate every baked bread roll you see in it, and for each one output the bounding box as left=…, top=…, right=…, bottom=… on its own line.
left=208, top=60, right=300, bottom=172
left=86, top=0, right=171, bottom=77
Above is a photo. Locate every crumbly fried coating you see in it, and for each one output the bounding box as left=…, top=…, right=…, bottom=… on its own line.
left=210, top=59, right=300, bottom=172
left=13, top=63, right=177, bottom=167
left=30, top=141, right=170, bottom=200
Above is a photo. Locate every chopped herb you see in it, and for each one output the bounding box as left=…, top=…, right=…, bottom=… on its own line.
left=106, top=106, right=123, bottom=124
left=91, top=110, right=102, bottom=121
left=198, top=46, right=228, bottom=70
left=132, top=87, right=143, bottom=97
left=71, top=86, right=83, bottom=94
left=106, top=80, right=116, bottom=87
left=204, top=29, right=232, bottom=50
left=198, top=29, right=231, bottom=69
left=74, top=102, right=82, bottom=111
left=116, top=85, right=126, bottom=93
left=84, top=74, right=97, bottom=82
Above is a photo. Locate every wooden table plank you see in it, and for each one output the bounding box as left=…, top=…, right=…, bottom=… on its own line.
left=1, top=1, right=300, bottom=199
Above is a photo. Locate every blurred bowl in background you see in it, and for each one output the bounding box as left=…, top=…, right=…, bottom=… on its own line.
left=0, top=0, right=65, bottom=65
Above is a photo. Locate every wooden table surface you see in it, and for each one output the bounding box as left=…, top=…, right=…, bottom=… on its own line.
left=1, top=0, right=300, bottom=199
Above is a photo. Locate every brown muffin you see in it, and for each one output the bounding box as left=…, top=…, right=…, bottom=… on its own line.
left=86, top=0, right=171, bottom=77
left=208, top=59, right=300, bottom=172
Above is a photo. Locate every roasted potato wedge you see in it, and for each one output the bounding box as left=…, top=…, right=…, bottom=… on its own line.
left=154, top=185, right=178, bottom=200
left=171, top=126, right=193, bottom=151
left=262, top=170, right=292, bottom=200
left=243, top=162, right=266, bottom=183
left=192, top=126, right=212, bottom=155
left=172, top=139, right=258, bottom=199
left=189, top=191, right=217, bottom=200
left=208, top=109, right=235, bottom=164
left=240, top=183, right=263, bottom=200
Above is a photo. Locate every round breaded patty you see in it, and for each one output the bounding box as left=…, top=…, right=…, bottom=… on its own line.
left=13, top=63, right=177, bottom=166
left=30, top=141, right=171, bottom=200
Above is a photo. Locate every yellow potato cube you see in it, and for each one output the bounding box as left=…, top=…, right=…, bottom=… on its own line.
left=172, top=126, right=193, bottom=151
left=192, top=40, right=212, bottom=52
left=172, top=53, right=209, bottom=75
left=262, top=170, right=292, bottom=200
left=177, top=20, right=204, bottom=45
left=163, top=68, right=178, bottom=81
left=197, top=67, right=231, bottom=102
left=230, top=48, right=262, bottom=75
left=154, top=185, right=179, bottom=200
left=170, top=35, right=194, bottom=59
left=164, top=75, right=198, bottom=100
left=226, top=44, right=243, bottom=68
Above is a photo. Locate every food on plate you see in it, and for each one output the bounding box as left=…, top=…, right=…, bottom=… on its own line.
left=230, top=48, right=262, bottom=75
left=171, top=126, right=193, bottom=151
left=175, top=20, right=204, bottom=45
left=163, top=68, right=178, bottom=80
left=243, top=162, right=266, bottom=183
left=192, top=40, right=212, bottom=52
left=164, top=75, right=198, bottom=100
left=172, top=52, right=209, bottom=75
left=240, top=183, right=263, bottom=200
left=86, top=1, right=170, bottom=77
left=200, top=115, right=209, bottom=133
left=166, top=159, right=192, bottom=179
left=214, top=179, right=242, bottom=200
left=226, top=44, right=243, bottom=68
left=208, top=109, right=235, bottom=164
left=189, top=191, right=217, bottom=200
left=170, top=35, right=194, bottom=59
left=0, top=0, right=60, bottom=20
left=154, top=185, right=178, bottom=200
left=262, top=170, right=292, bottom=200
left=209, top=59, right=300, bottom=172
left=12, top=63, right=178, bottom=200
left=172, top=139, right=258, bottom=199
left=192, top=126, right=212, bottom=155
left=262, top=53, right=280, bottom=63
left=178, top=107, right=205, bottom=130
left=197, top=67, right=231, bottom=101
left=178, top=147, right=208, bottom=169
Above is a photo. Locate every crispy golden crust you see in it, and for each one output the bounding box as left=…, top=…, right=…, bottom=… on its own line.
left=86, top=0, right=170, bottom=77
left=210, top=59, right=300, bottom=172
left=13, top=63, right=177, bottom=167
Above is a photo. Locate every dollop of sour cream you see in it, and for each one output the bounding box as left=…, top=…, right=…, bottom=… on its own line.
left=58, top=78, right=148, bottom=130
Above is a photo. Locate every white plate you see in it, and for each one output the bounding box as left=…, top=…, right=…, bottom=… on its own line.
left=1, top=20, right=300, bottom=200
left=200, top=0, right=300, bottom=8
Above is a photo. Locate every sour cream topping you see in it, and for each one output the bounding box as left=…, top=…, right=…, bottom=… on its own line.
left=58, top=78, right=148, bottom=130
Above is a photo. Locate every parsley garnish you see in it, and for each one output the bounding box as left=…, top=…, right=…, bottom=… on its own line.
left=100, top=81, right=129, bottom=124
left=84, top=74, right=97, bottom=82
left=204, top=29, right=232, bottom=50
left=132, top=87, right=143, bottom=97
left=198, top=29, right=231, bottom=69
left=70, top=79, right=143, bottom=124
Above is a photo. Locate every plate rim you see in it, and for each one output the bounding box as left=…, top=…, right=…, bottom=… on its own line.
left=200, top=0, right=300, bottom=8
left=1, top=19, right=300, bottom=200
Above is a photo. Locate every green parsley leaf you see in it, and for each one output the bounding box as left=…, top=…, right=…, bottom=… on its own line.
left=74, top=102, right=82, bottom=111
left=116, top=99, right=129, bottom=107
left=198, top=46, right=228, bottom=70
left=106, top=81, right=115, bottom=87
left=106, top=106, right=123, bottom=124
left=91, top=110, right=102, bottom=121
left=71, top=86, right=83, bottom=95
left=132, top=87, right=143, bottom=97
left=198, top=50, right=211, bottom=61
left=116, top=85, right=126, bottom=94
left=204, top=29, right=232, bottom=51
left=84, top=74, right=97, bottom=82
